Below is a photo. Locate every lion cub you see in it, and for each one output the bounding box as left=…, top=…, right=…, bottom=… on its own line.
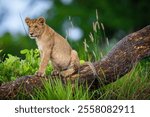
left=25, top=17, right=80, bottom=77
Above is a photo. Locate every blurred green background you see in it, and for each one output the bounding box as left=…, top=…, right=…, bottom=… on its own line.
left=0, top=0, right=150, bottom=59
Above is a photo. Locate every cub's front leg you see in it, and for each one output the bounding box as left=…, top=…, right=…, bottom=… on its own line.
left=35, top=51, right=51, bottom=77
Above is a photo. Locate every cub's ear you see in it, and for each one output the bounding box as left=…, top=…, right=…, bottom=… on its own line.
left=25, top=17, right=31, bottom=25
left=38, top=17, right=45, bottom=25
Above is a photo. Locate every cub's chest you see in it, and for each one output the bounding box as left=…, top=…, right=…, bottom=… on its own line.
left=36, top=40, right=44, bottom=51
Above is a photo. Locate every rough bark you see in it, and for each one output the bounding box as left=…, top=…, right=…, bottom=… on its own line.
left=0, top=25, right=150, bottom=99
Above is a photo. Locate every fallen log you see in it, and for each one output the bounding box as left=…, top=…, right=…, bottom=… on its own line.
left=0, top=25, right=150, bottom=99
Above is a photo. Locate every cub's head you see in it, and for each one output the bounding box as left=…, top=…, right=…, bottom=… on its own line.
left=25, top=17, right=45, bottom=39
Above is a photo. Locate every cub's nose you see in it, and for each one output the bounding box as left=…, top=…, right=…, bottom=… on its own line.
left=30, top=33, right=34, bottom=36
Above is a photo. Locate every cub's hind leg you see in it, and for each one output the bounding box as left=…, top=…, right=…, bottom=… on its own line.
left=60, top=50, right=80, bottom=78
left=69, top=50, right=80, bottom=69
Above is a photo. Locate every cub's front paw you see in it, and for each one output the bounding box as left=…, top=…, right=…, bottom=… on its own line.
left=35, top=71, right=44, bottom=77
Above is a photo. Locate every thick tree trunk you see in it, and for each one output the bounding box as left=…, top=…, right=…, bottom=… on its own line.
left=0, top=25, right=150, bottom=99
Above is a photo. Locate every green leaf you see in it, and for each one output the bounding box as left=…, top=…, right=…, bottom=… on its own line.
left=20, top=49, right=29, bottom=54
left=80, top=60, right=85, bottom=64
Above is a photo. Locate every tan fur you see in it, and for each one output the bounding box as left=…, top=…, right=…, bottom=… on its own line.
left=25, top=17, right=80, bottom=76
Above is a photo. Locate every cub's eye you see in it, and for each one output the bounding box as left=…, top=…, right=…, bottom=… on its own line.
left=34, top=25, right=38, bottom=28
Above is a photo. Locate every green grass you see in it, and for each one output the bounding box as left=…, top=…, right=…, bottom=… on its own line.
left=97, top=58, right=150, bottom=100
left=31, top=79, right=93, bottom=100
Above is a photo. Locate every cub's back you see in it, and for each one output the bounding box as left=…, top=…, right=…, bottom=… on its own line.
left=50, top=28, right=72, bottom=69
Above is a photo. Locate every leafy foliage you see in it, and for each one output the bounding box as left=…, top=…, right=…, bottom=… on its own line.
left=0, top=49, right=38, bottom=83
